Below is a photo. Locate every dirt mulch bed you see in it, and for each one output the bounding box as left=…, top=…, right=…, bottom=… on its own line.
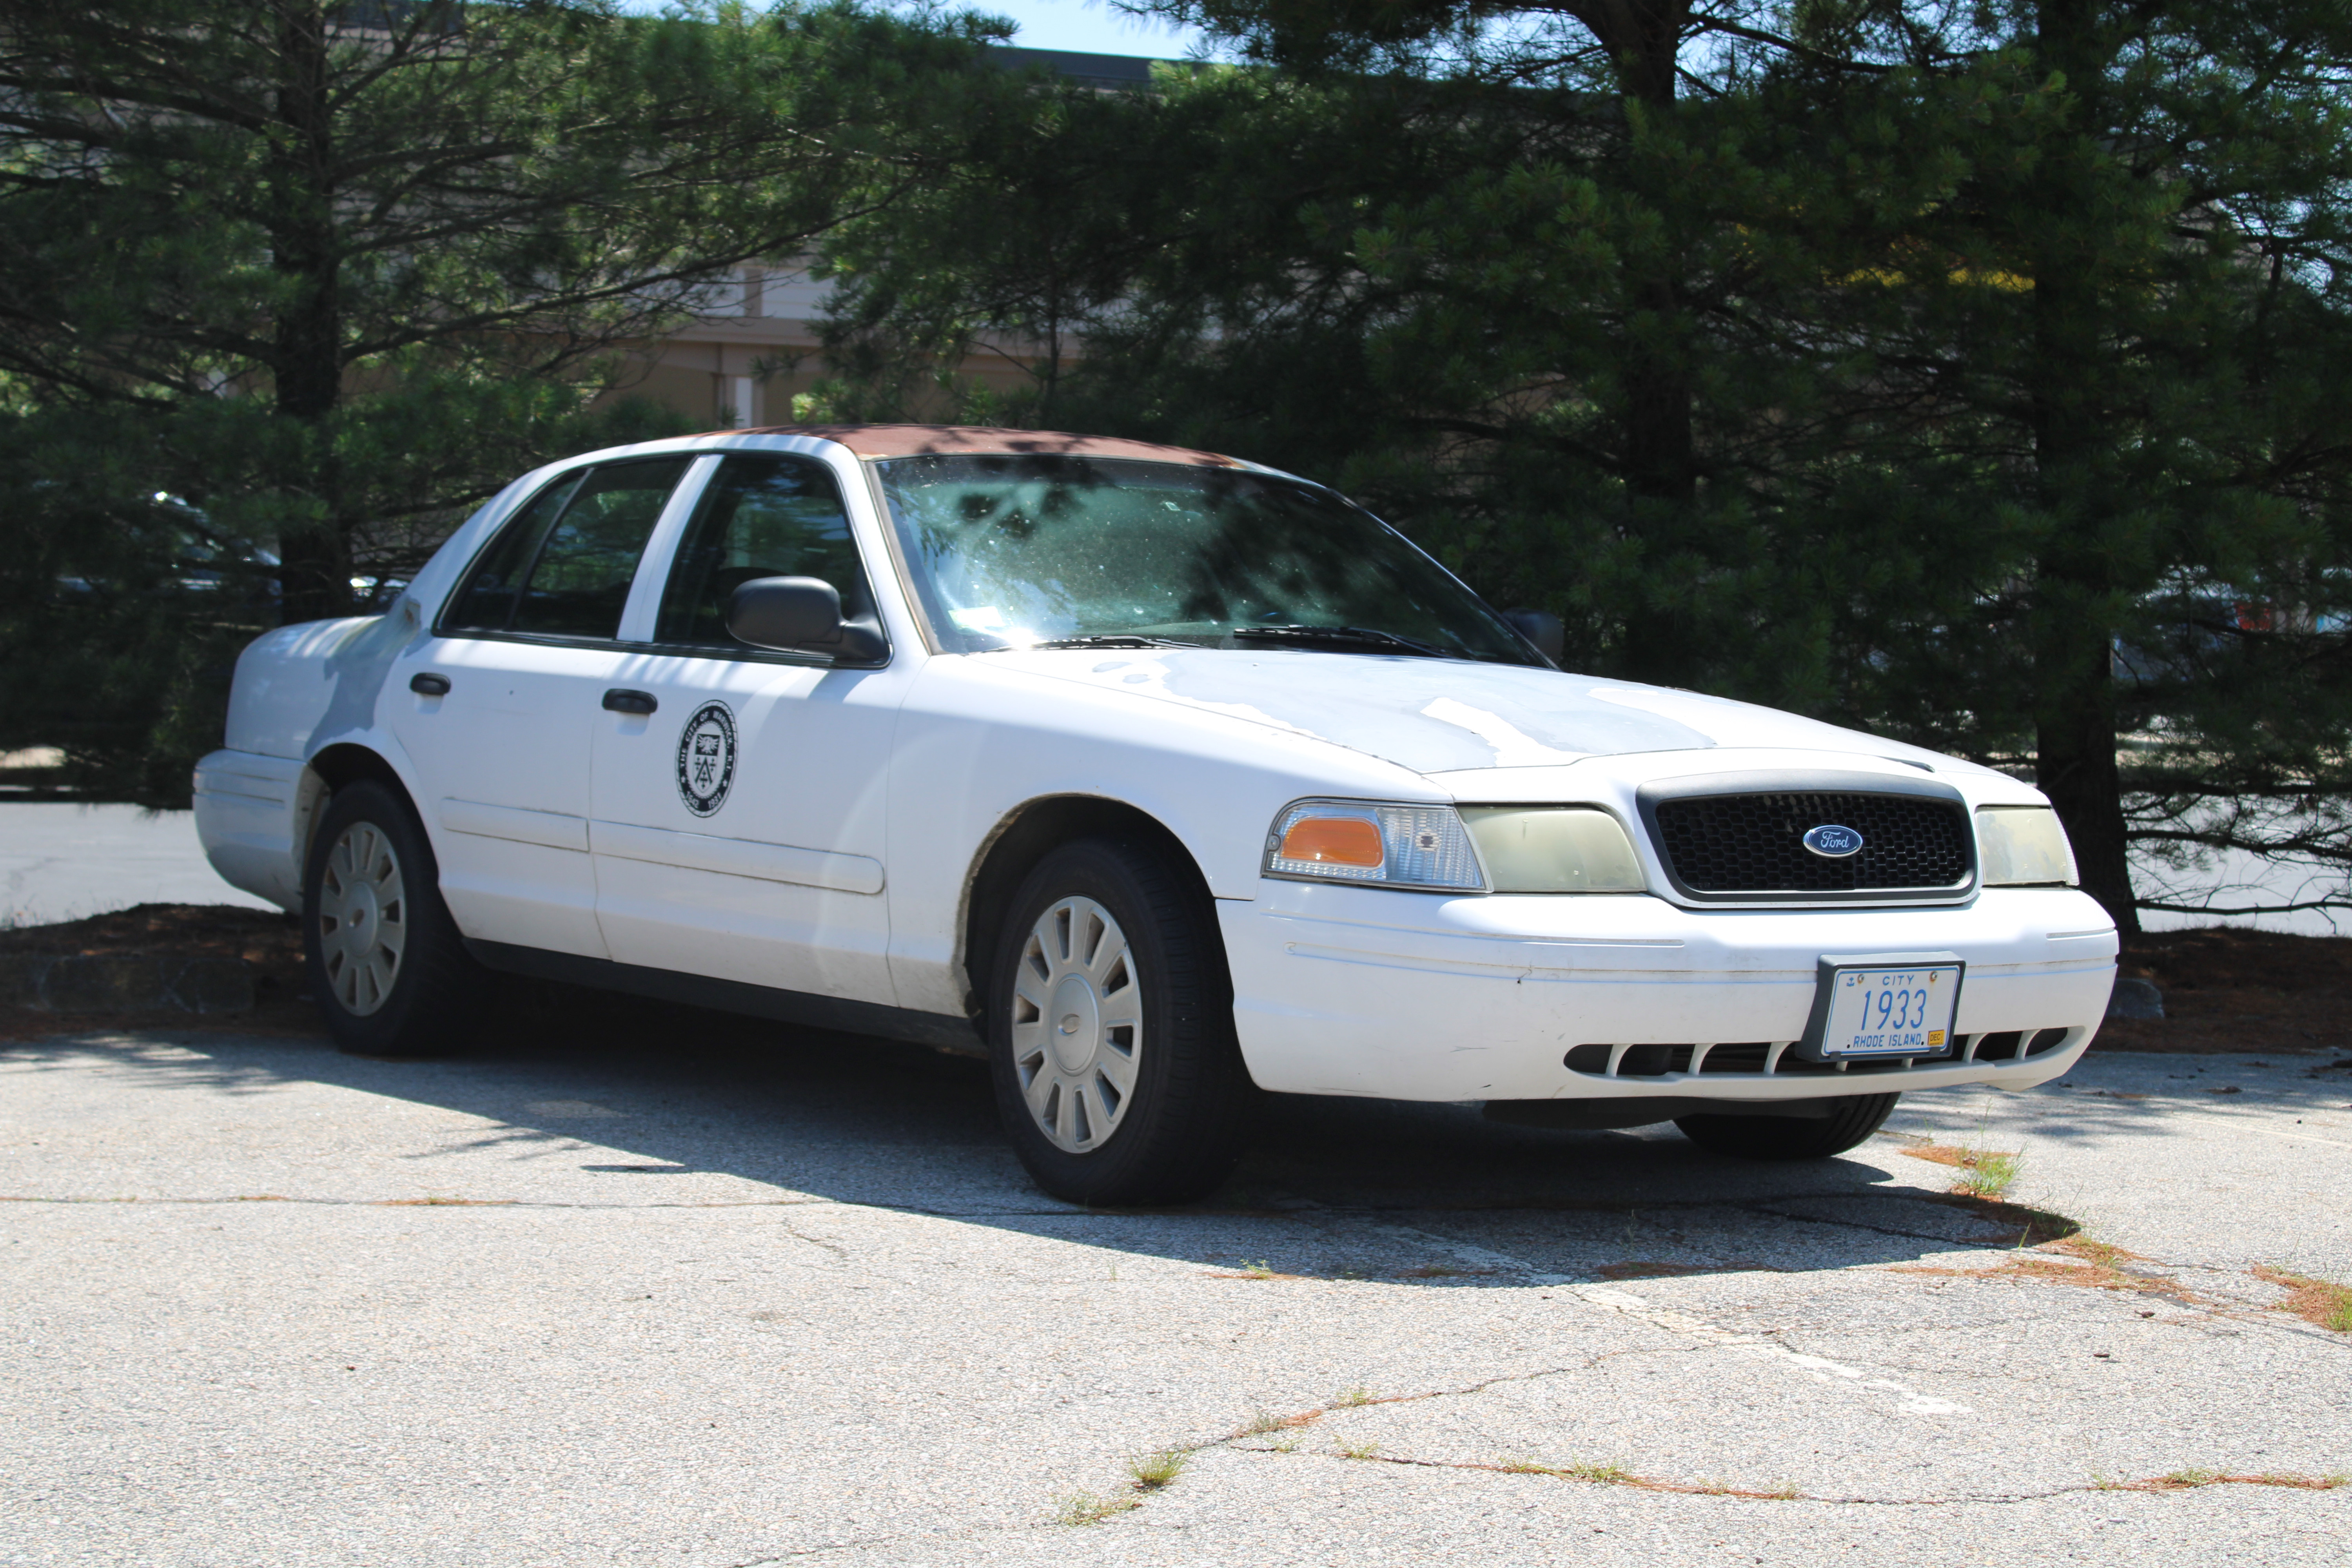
left=2105, top=927, right=2352, bottom=1055
left=0, top=902, right=319, bottom=1042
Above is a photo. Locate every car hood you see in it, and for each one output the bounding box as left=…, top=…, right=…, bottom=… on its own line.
left=986, top=648, right=1976, bottom=778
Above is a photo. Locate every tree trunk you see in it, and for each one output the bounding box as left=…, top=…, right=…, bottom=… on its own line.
left=2028, top=0, right=2138, bottom=933
left=1572, top=2, right=1698, bottom=686
left=269, top=2, right=351, bottom=626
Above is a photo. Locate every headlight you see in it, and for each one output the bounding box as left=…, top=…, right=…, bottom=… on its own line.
left=1976, top=806, right=2077, bottom=886
left=1265, top=799, right=1484, bottom=890
left=1460, top=806, right=1647, bottom=893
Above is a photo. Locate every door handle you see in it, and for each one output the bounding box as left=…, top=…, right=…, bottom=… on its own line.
left=603, top=688, right=658, bottom=715
left=409, top=672, right=450, bottom=696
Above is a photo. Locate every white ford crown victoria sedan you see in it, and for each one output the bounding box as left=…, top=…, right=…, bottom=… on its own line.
left=194, top=425, right=2118, bottom=1203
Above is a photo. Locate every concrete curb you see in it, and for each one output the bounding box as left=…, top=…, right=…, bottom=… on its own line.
left=0, top=954, right=256, bottom=1014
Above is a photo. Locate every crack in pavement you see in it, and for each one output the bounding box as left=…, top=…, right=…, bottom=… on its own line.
left=1216, top=1443, right=2352, bottom=1508
left=1565, top=1281, right=1972, bottom=1414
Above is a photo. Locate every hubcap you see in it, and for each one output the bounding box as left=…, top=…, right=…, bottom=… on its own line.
left=317, top=820, right=408, bottom=1018
left=1010, top=895, right=1140, bottom=1154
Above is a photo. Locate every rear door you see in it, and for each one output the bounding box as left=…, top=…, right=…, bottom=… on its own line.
left=391, top=456, right=699, bottom=957
left=587, top=452, right=910, bottom=1004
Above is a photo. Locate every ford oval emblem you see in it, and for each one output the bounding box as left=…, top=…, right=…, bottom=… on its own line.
left=1802, top=824, right=1864, bottom=859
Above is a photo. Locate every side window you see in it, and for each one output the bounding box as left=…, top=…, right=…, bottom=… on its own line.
left=441, top=458, right=691, bottom=640
left=653, top=455, right=876, bottom=649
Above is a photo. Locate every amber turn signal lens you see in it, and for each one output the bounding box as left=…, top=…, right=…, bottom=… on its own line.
left=1280, top=816, right=1384, bottom=867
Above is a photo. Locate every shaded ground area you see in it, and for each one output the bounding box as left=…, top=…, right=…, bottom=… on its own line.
left=2, top=1003, right=2347, bottom=1566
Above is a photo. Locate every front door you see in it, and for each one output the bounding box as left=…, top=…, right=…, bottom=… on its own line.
left=391, top=456, right=697, bottom=957
left=588, top=452, right=909, bottom=1005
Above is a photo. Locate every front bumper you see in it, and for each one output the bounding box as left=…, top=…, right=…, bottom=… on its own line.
left=1219, top=882, right=2116, bottom=1102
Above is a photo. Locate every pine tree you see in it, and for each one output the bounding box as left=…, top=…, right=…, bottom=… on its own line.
left=0, top=0, right=985, bottom=799
left=825, top=0, right=2352, bottom=927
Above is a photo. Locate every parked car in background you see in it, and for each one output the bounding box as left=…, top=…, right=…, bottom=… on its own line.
left=193, top=426, right=2117, bottom=1203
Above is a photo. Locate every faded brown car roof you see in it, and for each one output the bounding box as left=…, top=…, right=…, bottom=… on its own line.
left=711, top=423, right=1249, bottom=466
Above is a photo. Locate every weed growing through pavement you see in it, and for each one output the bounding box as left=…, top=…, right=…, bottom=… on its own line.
left=1955, top=1148, right=2023, bottom=1200
left=1053, top=1448, right=1199, bottom=1525
left=1054, top=1491, right=1138, bottom=1526
left=1900, top=1143, right=2022, bottom=1199
left=1339, top=1441, right=1381, bottom=1460
left=1333, top=1386, right=1376, bottom=1407
left=1127, top=1450, right=1189, bottom=1491
left=1240, top=1410, right=1290, bottom=1437
left=1557, top=1461, right=1637, bottom=1485
left=2252, top=1266, right=2352, bottom=1332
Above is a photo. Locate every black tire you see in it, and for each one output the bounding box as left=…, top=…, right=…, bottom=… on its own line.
left=986, top=836, right=1257, bottom=1206
left=302, top=779, right=490, bottom=1057
left=1674, top=1093, right=1901, bottom=1160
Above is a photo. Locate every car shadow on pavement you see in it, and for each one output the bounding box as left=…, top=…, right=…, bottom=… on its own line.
left=11, top=976, right=2305, bottom=1285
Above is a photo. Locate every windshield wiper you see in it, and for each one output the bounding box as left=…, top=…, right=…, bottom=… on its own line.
left=987, top=633, right=1206, bottom=652
left=1229, top=624, right=1450, bottom=657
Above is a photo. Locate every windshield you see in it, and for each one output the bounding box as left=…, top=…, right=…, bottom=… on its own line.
left=873, top=456, right=1537, bottom=663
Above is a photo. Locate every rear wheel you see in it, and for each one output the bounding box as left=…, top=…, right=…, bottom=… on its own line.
left=303, top=779, right=489, bottom=1057
left=987, top=837, right=1256, bottom=1206
left=1674, top=1093, right=1900, bottom=1160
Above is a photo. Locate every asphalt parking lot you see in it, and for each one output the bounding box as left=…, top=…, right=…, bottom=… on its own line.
left=3, top=1001, right=2348, bottom=1568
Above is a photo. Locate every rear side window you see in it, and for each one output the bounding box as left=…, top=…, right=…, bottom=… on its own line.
left=653, top=455, right=875, bottom=648
left=442, top=458, right=691, bottom=639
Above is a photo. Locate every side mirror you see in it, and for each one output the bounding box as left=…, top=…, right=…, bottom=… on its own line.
left=1501, top=607, right=1564, bottom=666
left=726, top=576, right=887, bottom=663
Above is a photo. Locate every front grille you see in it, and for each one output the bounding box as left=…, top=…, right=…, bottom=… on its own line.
left=1650, top=789, right=1971, bottom=897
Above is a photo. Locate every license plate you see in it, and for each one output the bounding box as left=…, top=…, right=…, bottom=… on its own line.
left=1802, top=952, right=1965, bottom=1060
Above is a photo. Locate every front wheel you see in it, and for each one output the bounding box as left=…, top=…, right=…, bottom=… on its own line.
left=987, top=837, right=1256, bottom=1206
left=1674, top=1093, right=1900, bottom=1160
left=302, top=779, right=489, bottom=1057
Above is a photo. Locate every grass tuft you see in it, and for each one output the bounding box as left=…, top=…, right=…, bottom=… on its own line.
left=1907, top=1143, right=2025, bottom=1198
left=1953, top=1149, right=2024, bottom=1199
left=1339, top=1441, right=1381, bottom=1460
left=1332, top=1385, right=1376, bottom=1407
left=1557, top=1460, right=1637, bottom=1485
left=1127, top=1450, right=1189, bottom=1491
left=1054, top=1491, right=1140, bottom=1526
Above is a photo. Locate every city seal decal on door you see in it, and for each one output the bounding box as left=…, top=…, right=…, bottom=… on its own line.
left=675, top=701, right=738, bottom=817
